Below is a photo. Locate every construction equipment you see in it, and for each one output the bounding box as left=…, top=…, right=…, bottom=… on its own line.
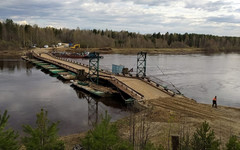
left=71, top=44, right=80, bottom=49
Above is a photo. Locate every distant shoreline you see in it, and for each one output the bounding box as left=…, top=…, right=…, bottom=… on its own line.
left=0, top=47, right=204, bottom=57
left=1, top=47, right=239, bottom=59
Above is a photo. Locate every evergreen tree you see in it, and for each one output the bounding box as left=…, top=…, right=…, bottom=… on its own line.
left=82, top=111, right=133, bottom=150
left=191, top=121, right=220, bottom=150
left=22, top=109, right=64, bottom=150
left=226, top=135, right=240, bottom=150
left=0, top=110, right=19, bottom=150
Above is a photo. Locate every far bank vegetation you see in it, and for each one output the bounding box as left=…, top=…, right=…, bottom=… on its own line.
left=0, top=19, right=240, bottom=52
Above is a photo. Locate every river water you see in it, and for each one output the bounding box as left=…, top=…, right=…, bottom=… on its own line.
left=75, top=53, right=240, bottom=107
left=0, top=58, right=129, bottom=135
left=0, top=53, right=240, bottom=135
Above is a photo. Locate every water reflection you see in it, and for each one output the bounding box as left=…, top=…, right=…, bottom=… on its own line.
left=0, top=59, right=22, bottom=72
left=0, top=59, right=129, bottom=136
left=73, top=89, right=126, bottom=126
left=26, top=62, right=34, bottom=76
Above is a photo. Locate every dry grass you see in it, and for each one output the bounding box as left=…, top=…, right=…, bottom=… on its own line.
left=60, top=132, right=86, bottom=150
left=0, top=49, right=27, bottom=58
left=60, top=95, right=240, bottom=149
left=117, top=95, right=240, bottom=148
left=110, top=48, right=203, bottom=54
left=53, top=47, right=204, bottom=55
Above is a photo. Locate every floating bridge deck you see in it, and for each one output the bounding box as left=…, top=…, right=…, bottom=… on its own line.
left=31, top=50, right=173, bottom=101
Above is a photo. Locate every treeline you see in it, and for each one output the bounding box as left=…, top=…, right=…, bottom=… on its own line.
left=1, top=19, right=240, bottom=52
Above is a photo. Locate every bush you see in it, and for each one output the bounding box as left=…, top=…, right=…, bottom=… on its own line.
left=0, top=110, right=19, bottom=150
left=226, top=135, right=240, bottom=150
left=82, top=111, right=133, bottom=150
left=22, top=109, right=64, bottom=150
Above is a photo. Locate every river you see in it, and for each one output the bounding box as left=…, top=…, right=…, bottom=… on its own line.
left=0, top=53, right=240, bottom=135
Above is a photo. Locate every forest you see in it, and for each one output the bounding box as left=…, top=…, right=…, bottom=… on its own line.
left=0, top=19, right=240, bottom=52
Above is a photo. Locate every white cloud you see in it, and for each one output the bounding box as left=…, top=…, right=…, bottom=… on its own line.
left=17, top=20, right=28, bottom=25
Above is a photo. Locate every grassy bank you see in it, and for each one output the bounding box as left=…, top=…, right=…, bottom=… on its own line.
left=102, top=47, right=204, bottom=54
left=2, top=47, right=239, bottom=58
left=61, top=47, right=204, bottom=55
left=0, top=49, right=28, bottom=59
left=59, top=95, right=240, bottom=149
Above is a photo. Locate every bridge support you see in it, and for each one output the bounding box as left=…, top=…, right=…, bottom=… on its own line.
left=86, top=96, right=99, bottom=126
left=77, top=69, right=86, bottom=81
left=137, top=52, right=147, bottom=78
left=89, top=52, right=99, bottom=84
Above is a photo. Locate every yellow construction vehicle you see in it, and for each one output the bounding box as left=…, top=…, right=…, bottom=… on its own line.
left=70, top=44, right=80, bottom=49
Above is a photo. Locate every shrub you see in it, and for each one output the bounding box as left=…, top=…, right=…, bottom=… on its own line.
left=191, top=121, right=220, bottom=150
left=0, top=110, right=19, bottom=150
left=82, top=111, right=133, bottom=150
left=226, top=135, right=240, bottom=150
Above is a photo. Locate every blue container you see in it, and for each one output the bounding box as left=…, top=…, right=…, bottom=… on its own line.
left=112, top=64, right=124, bottom=74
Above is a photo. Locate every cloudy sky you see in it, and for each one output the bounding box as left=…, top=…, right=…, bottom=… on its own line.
left=0, top=0, right=240, bottom=36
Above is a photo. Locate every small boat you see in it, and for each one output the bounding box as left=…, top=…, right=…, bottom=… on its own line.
left=51, top=51, right=103, bottom=59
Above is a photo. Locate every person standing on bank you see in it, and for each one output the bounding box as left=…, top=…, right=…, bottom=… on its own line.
left=212, top=96, right=217, bottom=108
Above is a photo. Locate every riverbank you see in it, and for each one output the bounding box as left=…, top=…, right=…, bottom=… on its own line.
left=0, top=49, right=27, bottom=58
left=59, top=95, right=240, bottom=149
left=97, top=47, right=204, bottom=54
left=63, top=47, right=204, bottom=55
left=0, top=47, right=204, bottom=58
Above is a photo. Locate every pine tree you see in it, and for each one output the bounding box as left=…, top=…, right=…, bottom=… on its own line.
left=226, top=135, right=240, bottom=150
left=22, top=109, right=64, bottom=150
left=191, top=121, right=220, bottom=150
left=0, top=110, right=19, bottom=150
left=82, top=111, right=133, bottom=150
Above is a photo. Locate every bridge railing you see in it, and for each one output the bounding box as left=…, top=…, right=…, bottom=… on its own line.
left=49, top=53, right=132, bottom=77
left=99, top=74, right=144, bottom=100
left=111, top=77, right=144, bottom=100
left=139, top=76, right=181, bottom=96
